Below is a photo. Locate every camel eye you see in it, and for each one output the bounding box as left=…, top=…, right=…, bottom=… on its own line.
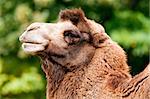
left=64, top=30, right=80, bottom=38
left=64, top=30, right=81, bottom=45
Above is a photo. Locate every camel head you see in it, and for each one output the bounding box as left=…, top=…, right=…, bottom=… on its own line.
left=19, top=9, right=110, bottom=70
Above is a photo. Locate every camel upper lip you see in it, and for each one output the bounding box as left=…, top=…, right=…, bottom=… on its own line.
left=19, top=35, right=46, bottom=44
left=19, top=36, right=49, bottom=45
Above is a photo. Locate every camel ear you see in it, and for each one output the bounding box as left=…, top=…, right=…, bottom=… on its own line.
left=92, top=32, right=110, bottom=48
left=86, top=20, right=110, bottom=48
left=59, top=9, right=85, bottom=25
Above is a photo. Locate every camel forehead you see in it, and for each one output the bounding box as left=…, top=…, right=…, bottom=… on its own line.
left=55, top=21, right=78, bottom=31
left=26, top=21, right=78, bottom=32
left=48, top=21, right=79, bottom=47
left=48, top=21, right=79, bottom=43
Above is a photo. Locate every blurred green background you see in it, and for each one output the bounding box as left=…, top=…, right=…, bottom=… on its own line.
left=0, top=0, right=149, bottom=98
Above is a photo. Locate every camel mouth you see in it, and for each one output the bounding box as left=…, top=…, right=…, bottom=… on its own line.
left=22, top=41, right=42, bottom=44
left=21, top=41, right=49, bottom=54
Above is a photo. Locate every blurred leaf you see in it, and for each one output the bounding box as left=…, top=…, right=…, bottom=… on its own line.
left=0, top=74, right=8, bottom=88
left=15, top=4, right=32, bottom=23
left=1, top=67, right=44, bottom=95
left=111, top=29, right=150, bottom=56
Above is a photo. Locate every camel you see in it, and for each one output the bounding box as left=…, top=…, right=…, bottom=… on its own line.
left=19, top=9, right=150, bottom=99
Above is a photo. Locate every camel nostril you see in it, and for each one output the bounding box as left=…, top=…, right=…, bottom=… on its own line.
left=28, top=26, right=40, bottom=32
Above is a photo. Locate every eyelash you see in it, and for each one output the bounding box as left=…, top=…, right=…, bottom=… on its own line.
left=64, top=30, right=81, bottom=45
left=64, top=30, right=80, bottom=38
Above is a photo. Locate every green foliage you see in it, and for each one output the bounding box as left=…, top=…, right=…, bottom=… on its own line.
left=106, top=11, right=150, bottom=56
left=0, top=0, right=149, bottom=98
left=1, top=67, right=44, bottom=95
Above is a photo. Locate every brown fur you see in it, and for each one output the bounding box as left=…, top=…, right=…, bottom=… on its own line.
left=19, top=9, right=150, bottom=99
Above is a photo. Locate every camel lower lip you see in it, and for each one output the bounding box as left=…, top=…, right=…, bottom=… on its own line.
left=22, top=43, right=46, bottom=53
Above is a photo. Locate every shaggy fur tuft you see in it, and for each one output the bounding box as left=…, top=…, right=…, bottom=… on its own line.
left=59, top=9, right=85, bottom=25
